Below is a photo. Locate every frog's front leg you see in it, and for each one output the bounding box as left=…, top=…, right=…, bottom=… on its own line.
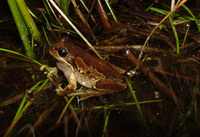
left=56, top=72, right=77, bottom=95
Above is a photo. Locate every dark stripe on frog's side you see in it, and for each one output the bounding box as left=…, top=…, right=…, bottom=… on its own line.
left=74, top=56, right=105, bottom=79
left=62, top=38, right=124, bottom=79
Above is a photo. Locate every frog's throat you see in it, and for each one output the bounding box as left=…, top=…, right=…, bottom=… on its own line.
left=58, top=57, right=74, bottom=71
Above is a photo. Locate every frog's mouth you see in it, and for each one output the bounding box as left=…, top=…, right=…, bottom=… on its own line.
left=49, top=46, right=57, bottom=56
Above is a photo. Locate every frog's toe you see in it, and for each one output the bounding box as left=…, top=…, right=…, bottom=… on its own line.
left=47, top=67, right=58, bottom=79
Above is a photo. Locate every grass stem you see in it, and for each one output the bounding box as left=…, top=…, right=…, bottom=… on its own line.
left=169, top=16, right=179, bottom=54
left=16, top=0, right=42, bottom=44
left=104, top=0, right=118, bottom=22
left=56, top=96, right=75, bottom=123
left=7, top=0, right=35, bottom=59
left=61, top=0, right=69, bottom=17
left=126, top=78, right=148, bottom=132
left=182, top=4, right=200, bottom=32
left=102, top=110, right=111, bottom=137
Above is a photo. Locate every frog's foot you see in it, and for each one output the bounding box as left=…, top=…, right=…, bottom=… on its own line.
left=40, top=65, right=58, bottom=81
left=55, top=83, right=64, bottom=93
left=46, top=67, right=58, bottom=80
left=56, top=82, right=77, bottom=96
left=40, top=65, right=48, bottom=71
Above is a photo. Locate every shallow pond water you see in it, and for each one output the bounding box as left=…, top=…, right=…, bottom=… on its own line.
left=0, top=0, right=200, bottom=137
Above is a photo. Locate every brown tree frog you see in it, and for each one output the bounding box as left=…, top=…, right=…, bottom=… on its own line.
left=49, top=37, right=126, bottom=97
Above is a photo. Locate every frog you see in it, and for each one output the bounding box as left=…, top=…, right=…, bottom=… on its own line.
left=49, top=37, right=127, bottom=97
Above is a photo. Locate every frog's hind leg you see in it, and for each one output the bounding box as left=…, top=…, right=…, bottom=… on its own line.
left=68, top=89, right=110, bottom=101
left=67, top=79, right=127, bottom=100
left=94, top=79, right=127, bottom=92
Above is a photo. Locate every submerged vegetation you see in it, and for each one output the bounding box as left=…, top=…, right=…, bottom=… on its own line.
left=0, top=0, right=199, bottom=136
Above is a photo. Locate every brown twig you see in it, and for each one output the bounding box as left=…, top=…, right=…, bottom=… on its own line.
left=64, top=96, right=82, bottom=129
left=154, top=69, right=198, bottom=83
left=112, top=21, right=176, bottom=50
left=26, top=96, right=58, bottom=137
left=80, top=0, right=96, bottom=23
left=48, top=0, right=103, bottom=59
left=137, top=0, right=188, bottom=69
left=126, top=49, right=183, bottom=106
left=43, top=107, right=86, bottom=136
left=71, top=0, right=97, bottom=41
left=118, top=5, right=200, bottom=44
left=96, top=0, right=111, bottom=30
left=86, top=0, right=97, bottom=23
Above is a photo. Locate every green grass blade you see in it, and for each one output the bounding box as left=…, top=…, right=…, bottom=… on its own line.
left=56, top=96, right=75, bottom=123
left=28, top=8, right=44, bottom=23
left=51, top=24, right=77, bottom=34
left=169, top=16, right=179, bottom=54
left=0, top=48, right=41, bottom=66
left=5, top=101, right=31, bottom=137
left=0, top=47, right=56, bottom=78
left=16, top=0, right=42, bottom=44
left=126, top=78, right=148, bottom=132
left=12, top=80, right=46, bottom=123
left=102, top=110, right=111, bottom=137
left=75, top=100, right=162, bottom=110
left=6, top=79, right=49, bottom=137
left=0, top=48, right=55, bottom=75
left=41, top=10, right=52, bottom=31
left=43, top=0, right=54, bottom=23
left=150, top=7, right=169, bottom=15
left=42, top=26, right=51, bottom=46
left=150, top=7, right=200, bottom=22
left=104, top=0, right=118, bottom=22
left=61, top=0, right=69, bottom=17
left=7, top=0, right=35, bottom=59
left=11, top=95, right=27, bottom=123
left=35, top=79, right=50, bottom=93
left=181, top=24, right=190, bottom=47
left=182, top=4, right=200, bottom=32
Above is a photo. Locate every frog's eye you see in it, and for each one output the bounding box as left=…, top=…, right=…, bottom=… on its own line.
left=58, top=47, right=68, bottom=57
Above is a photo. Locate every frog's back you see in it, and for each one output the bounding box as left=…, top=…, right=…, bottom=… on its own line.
left=63, top=38, right=125, bottom=79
